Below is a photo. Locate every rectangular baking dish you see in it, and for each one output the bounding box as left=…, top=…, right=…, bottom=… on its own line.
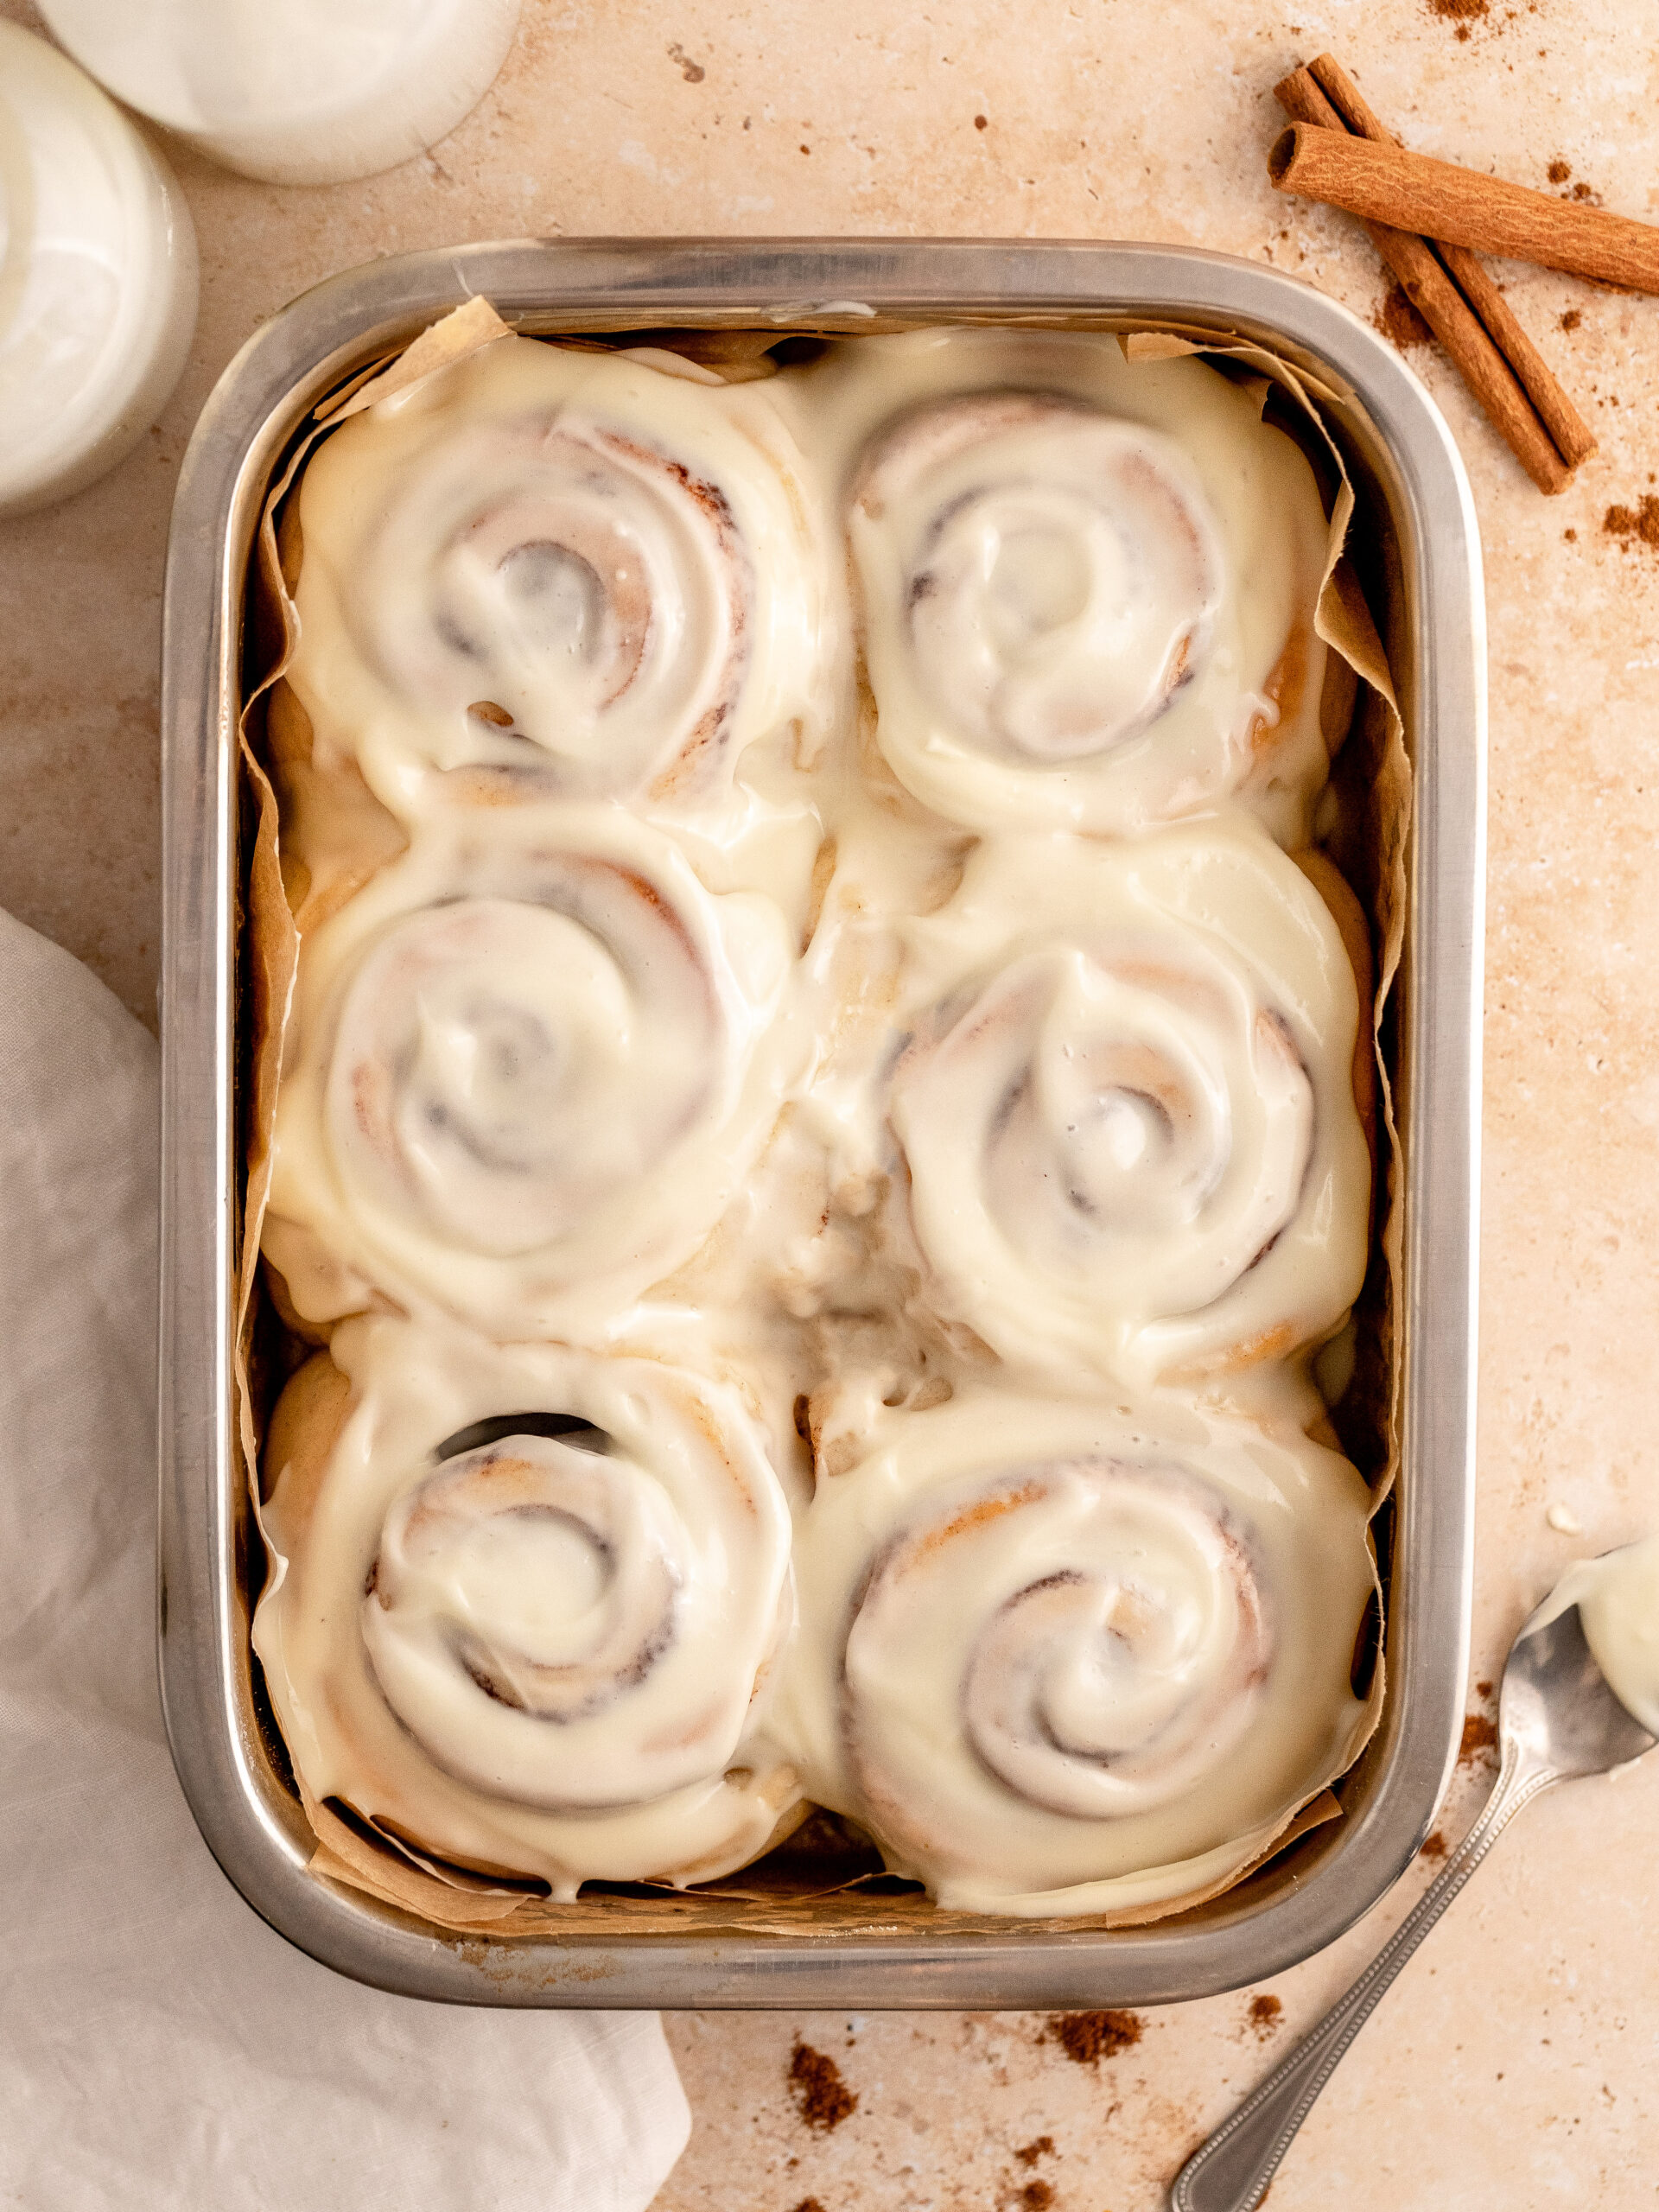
left=159, top=238, right=1484, bottom=2008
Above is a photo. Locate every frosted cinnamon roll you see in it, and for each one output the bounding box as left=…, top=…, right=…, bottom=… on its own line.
left=252, top=1319, right=801, bottom=1895
left=264, top=805, right=805, bottom=1337
left=799, top=327, right=1337, bottom=842
left=284, top=334, right=832, bottom=820
left=774, top=1388, right=1377, bottom=1916
left=887, top=819, right=1371, bottom=1388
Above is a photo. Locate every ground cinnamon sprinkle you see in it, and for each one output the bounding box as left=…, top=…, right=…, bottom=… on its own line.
left=1019, top=2184, right=1055, bottom=2210
left=1560, top=308, right=1582, bottom=331
left=1421, top=1829, right=1448, bottom=1860
left=1249, top=1994, right=1285, bottom=2039
left=1047, top=2009, right=1144, bottom=2064
left=1376, top=282, right=1433, bottom=350
left=1015, top=2137, right=1055, bottom=2166
left=1427, top=0, right=1488, bottom=36
left=1548, top=159, right=1572, bottom=184
left=789, top=2040, right=858, bottom=2133
left=787, top=2199, right=828, bottom=2212
left=1604, top=496, right=1659, bottom=551
left=1459, top=1713, right=1499, bottom=1764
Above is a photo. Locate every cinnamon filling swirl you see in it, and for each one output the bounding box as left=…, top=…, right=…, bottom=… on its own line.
left=265, top=806, right=802, bottom=1333
left=328, top=878, right=718, bottom=1259
left=285, top=335, right=830, bottom=818
left=365, top=1435, right=691, bottom=1808
left=957, top=1480, right=1270, bottom=1819
left=862, top=395, right=1224, bottom=767
left=363, top=418, right=748, bottom=797
left=888, top=818, right=1370, bottom=1387
left=772, top=1389, right=1377, bottom=1916
left=806, top=327, right=1334, bottom=843
left=251, top=1320, right=802, bottom=1893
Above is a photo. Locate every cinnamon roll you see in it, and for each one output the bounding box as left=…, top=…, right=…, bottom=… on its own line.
left=252, top=1318, right=801, bottom=1895
left=887, top=819, right=1371, bottom=1388
left=793, top=327, right=1337, bottom=842
left=774, top=1388, right=1376, bottom=1916
left=284, top=334, right=832, bottom=820
left=264, top=805, right=806, bottom=1337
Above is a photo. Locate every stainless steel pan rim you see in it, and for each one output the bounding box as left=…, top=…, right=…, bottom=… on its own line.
left=159, top=238, right=1484, bottom=2008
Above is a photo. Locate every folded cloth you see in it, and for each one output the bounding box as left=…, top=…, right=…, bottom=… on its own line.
left=0, top=910, right=690, bottom=2212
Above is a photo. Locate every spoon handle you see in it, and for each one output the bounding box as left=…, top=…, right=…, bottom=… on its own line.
left=1168, top=1748, right=1558, bottom=2212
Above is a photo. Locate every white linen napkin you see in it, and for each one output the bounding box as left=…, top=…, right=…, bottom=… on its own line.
left=0, top=909, right=690, bottom=2211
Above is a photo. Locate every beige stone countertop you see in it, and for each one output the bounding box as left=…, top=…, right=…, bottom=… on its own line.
left=5, top=0, right=1657, bottom=2202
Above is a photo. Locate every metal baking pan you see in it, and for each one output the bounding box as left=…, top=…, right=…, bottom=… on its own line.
left=159, top=238, right=1484, bottom=2008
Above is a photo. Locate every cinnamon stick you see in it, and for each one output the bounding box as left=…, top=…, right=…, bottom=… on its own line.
left=1272, top=67, right=1567, bottom=493
left=1270, top=122, right=1659, bottom=296
left=1305, top=54, right=1595, bottom=470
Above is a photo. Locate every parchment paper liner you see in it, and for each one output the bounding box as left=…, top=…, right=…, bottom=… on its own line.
left=234, top=299, right=1409, bottom=1940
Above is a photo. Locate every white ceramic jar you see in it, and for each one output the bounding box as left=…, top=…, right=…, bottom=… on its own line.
left=0, top=22, right=200, bottom=518
left=36, top=0, right=522, bottom=188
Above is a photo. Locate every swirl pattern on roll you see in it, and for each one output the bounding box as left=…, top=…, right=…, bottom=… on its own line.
left=285, top=334, right=831, bottom=818
left=251, top=1319, right=801, bottom=1896
left=265, top=805, right=805, bottom=1335
left=887, top=819, right=1371, bottom=1387
left=772, top=1389, right=1376, bottom=1916
left=804, top=327, right=1334, bottom=842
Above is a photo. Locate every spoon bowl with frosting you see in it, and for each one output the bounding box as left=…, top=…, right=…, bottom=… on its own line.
left=1172, top=1538, right=1659, bottom=2212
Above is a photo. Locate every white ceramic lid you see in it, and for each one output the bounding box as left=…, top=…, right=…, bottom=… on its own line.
left=37, top=0, right=520, bottom=186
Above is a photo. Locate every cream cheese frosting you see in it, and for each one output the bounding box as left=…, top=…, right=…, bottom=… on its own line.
left=772, top=327, right=1338, bottom=846
left=283, top=334, right=835, bottom=829
left=884, top=816, right=1372, bottom=1389
left=264, top=802, right=809, bottom=1338
left=1528, top=1533, right=1659, bottom=1738
left=251, top=1316, right=802, bottom=1895
left=770, top=1385, right=1377, bottom=1916
left=249, top=322, right=1386, bottom=1916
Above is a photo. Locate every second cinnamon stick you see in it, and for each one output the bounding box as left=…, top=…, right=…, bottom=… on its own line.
left=1303, top=53, right=1595, bottom=471
left=1269, top=122, right=1659, bottom=296
left=1272, top=68, right=1567, bottom=493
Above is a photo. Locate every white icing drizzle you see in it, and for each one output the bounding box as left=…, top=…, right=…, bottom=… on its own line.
left=769, top=327, right=1335, bottom=844
left=264, top=804, right=809, bottom=1337
left=1527, top=1533, right=1659, bottom=1738
left=285, top=334, right=833, bottom=826
left=771, top=1386, right=1376, bottom=1915
left=886, top=817, right=1371, bottom=1388
left=252, top=1316, right=800, bottom=1896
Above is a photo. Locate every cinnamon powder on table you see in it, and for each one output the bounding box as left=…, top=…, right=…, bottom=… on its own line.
left=1046, top=2009, right=1144, bottom=2065
left=1604, top=495, right=1659, bottom=551
left=788, top=2040, right=858, bottom=2133
left=1427, top=0, right=1489, bottom=37
left=1459, top=1713, right=1499, bottom=1764
left=1376, top=282, right=1433, bottom=351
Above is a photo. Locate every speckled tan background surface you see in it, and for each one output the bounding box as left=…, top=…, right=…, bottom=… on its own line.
left=4, top=0, right=1657, bottom=2202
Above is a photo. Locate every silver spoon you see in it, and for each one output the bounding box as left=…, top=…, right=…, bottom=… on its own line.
left=1170, top=1600, right=1656, bottom=2212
